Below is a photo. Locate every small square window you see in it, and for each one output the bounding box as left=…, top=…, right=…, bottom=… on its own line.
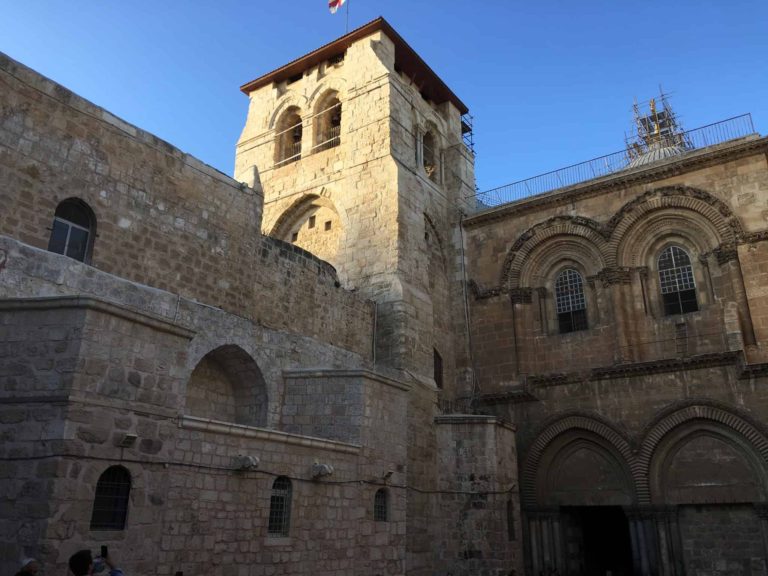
left=308, top=216, right=316, bottom=229
left=291, top=232, right=298, bottom=242
left=324, top=221, right=332, bottom=231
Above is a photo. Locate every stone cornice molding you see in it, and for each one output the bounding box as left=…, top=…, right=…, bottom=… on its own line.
left=464, top=136, right=768, bottom=228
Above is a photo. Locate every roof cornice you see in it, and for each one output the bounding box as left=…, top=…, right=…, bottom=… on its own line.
left=464, top=135, right=768, bottom=228
left=239, top=17, right=468, bottom=115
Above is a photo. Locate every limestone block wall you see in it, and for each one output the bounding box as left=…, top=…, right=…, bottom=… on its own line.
left=432, top=416, right=523, bottom=576
left=0, top=239, right=407, bottom=575
left=0, top=52, right=374, bottom=357
left=463, top=141, right=768, bottom=388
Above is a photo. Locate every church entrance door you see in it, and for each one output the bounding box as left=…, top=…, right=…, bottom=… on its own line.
left=561, top=506, right=633, bottom=576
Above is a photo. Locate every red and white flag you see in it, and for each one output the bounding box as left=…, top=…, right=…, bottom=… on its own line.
left=329, top=0, right=346, bottom=14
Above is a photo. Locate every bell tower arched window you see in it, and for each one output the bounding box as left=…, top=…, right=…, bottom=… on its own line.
left=658, top=245, right=698, bottom=315
left=275, top=108, right=303, bottom=167
left=422, top=130, right=439, bottom=183
left=555, top=268, right=588, bottom=333
left=314, top=93, right=341, bottom=152
left=48, top=198, right=95, bottom=263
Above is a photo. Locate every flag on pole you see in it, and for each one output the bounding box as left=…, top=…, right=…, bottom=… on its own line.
left=329, top=0, right=346, bottom=14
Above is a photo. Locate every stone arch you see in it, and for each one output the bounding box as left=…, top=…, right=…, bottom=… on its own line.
left=273, top=105, right=304, bottom=166
left=608, top=185, right=744, bottom=267
left=521, top=414, right=636, bottom=507
left=500, top=216, right=609, bottom=289
left=637, top=403, right=768, bottom=504
left=268, top=93, right=308, bottom=131
left=311, top=89, right=342, bottom=151
left=185, top=344, right=268, bottom=427
left=307, top=78, right=347, bottom=113
left=269, top=193, right=346, bottom=266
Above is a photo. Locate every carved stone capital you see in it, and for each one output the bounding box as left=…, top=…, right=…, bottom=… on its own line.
left=597, top=266, right=632, bottom=287
left=712, top=244, right=739, bottom=265
left=509, top=287, right=532, bottom=304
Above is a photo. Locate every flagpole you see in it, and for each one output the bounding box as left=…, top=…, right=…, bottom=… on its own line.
left=346, top=0, right=349, bottom=33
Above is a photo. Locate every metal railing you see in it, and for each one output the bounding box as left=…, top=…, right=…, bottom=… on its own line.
left=474, top=114, right=756, bottom=208
left=312, top=125, right=341, bottom=153
left=275, top=140, right=302, bottom=167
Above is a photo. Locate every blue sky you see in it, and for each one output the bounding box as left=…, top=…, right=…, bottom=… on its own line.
left=1, top=1, right=766, bottom=191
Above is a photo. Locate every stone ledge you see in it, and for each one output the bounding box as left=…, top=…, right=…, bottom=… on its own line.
left=0, top=295, right=195, bottom=339
left=179, top=414, right=361, bottom=454
left=434, top=414, right=517, bottom=432
left=282, top=368, right=410, bottom=391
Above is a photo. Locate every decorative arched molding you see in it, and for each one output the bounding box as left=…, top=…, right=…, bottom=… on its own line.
left=636, top=402, right=768, bottom=504
left=307, top=78, right=347, bottom=111
left=519, top=237, right=605, bottom=289
left=268, top=93, right=309, bottom=130
left=520, top=413, right=635, bottom=507
left=607, top=186, right=744, bottom=267
left=500, top=216, right=609, bottom=289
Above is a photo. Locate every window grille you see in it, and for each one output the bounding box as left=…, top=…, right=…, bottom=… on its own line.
left=374, top=488, right=388, bottom=522
left=313, top=100, right=342, bottom=153
left=268, top=476, right=292, bottom=536
left=48, top=199, right=94, bottom=262
left=90, top=466, right=131, bottom=530
left=555, top=268, right=588, bottom=333
left=433, top=348, right=443, bottom=389
left=275, top=113, right=303, bottom=167
left=658, top=246, right=698, bottom=315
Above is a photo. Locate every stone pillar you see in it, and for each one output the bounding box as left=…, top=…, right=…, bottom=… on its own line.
left=755, top=504, right=768, bottom=567
left=525, top=507, right=565, bottom=575
left=626, top=506, right=685, bottom=576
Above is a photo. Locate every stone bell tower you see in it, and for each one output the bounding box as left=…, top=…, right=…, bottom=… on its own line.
left=234, top=17, right=476, bottom=394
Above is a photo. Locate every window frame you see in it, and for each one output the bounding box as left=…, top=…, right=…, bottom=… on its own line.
left=554, top=267, right=589, bottom=334
left=373, top=488, right=389, bottom=522
left=48, top=198, right=96, bottom=263
left=657, top=244, right=699, bottom=316
left=267, top=476, right=293, bottom=537
left=89, top=465, right=131, bottom=531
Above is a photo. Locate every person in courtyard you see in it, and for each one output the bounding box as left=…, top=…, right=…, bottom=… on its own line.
left=16, top=558, right=40, bottom=576
left=68, top=550, right=125, bottom=576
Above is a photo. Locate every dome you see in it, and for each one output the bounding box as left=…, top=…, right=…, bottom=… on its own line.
left=628, top=142, right=686, bottom=168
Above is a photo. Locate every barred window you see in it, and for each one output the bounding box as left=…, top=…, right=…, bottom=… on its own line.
left=48, top=198, right=95, bottom=263
left=433, top=348, right=443, bottom=390
left=268, top=476, right=292, bottom=536
left=658, top=246, right=698, bottom=315
left=555, top=268, right=588, bottom=333
left=90, top=466, right=131, bottom=530
left=374, top=488, right=388, bottom=522
left=275, top=108, right=303, bottom=167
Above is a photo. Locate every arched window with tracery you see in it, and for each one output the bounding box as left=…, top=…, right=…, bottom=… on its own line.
left=268, top=476, right=292, bottom=536
left=275, top=107, right=303, bottom=167
left=555, top=268, right=588, bottom=333
left=314, top=92, right=341, bottom=152
left=658, top=245, right=698, bottom=315
left=373, top=488, right=389, bottom=521
left=90, top=466, right=131, bottom=530
left=48, top=198, right=96, bottom=263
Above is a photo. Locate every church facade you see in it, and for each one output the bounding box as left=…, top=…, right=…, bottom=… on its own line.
left=1, top=17, right=768, bottom=576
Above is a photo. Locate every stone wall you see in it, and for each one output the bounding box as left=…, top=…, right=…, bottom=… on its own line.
left=0, top=51, right=374, bottom=358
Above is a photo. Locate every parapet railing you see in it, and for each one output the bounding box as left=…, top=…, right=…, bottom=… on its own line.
left=473, top=114, right=756, bottom=208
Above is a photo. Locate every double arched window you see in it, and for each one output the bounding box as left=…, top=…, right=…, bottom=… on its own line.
left=658, top=245, right=698, bottom=315
left=555, top=268, right=588, bottom=334
left=48, top=198, right=96, bottom=263
left=90, top=466, right=131, bottom=530
left=268, top=476, right=292, bottom=536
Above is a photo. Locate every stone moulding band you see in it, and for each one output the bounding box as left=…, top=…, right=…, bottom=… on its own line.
left=0, top=295, right=195, bottom=339
left=282, top=368, right=411, bottom=391
left=434, top=414, right=517, bottom=432
left=178, top=414, right=361, bottom=454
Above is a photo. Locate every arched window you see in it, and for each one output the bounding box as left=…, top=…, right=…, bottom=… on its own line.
left=422, top=130, right=439, bottom=183
left=658, top=245, right=698, bottom=315
left=373, top=488, right=389, bottom=522
left=314, top=93, right=341, bottom=152
left=48, top=198, right=95, bottom=263
left=90, top=466, right=131, bottom=530
left=555, top=268, right=588, bottom=333
left=275, top=108, right=303, bottom=167
left=268, top=476, right=292, bottom=536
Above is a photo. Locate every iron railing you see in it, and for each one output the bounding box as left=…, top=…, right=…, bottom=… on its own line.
left=312, top=125, right=341, bottom=153
left=275, top=140, right=302, bottom=167
left=474, top=114, right=756, bottom=208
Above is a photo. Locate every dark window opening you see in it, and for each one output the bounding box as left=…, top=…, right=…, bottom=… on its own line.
left=308, top=215, right=316, bottom=229
left=555, top=268, right=588, bottom=334
left=291, top=232, right=299, bottom=243
left=90, top=466, right=131, bottom=531
left=324, top=221, right=332, bottom=231
left=315, top=95, right=342, bottom=152
left=433, top=348, right=443, bottom=389
left=276, top=109, right=303, bottom=167
left=658, top=246, right=698, bottom=316
left=48, top=198, right=95, bottom=263
left=287, top=73, right=302, bottom=85
left=328, top=52, right=345, bottom=66
left=268, top=476, right=292, bottom=537
left=422, top=131, right=439, bottom=183
left=507, top=499, right=515, bottom=541
left=374, top=488, right=388, bottom=522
